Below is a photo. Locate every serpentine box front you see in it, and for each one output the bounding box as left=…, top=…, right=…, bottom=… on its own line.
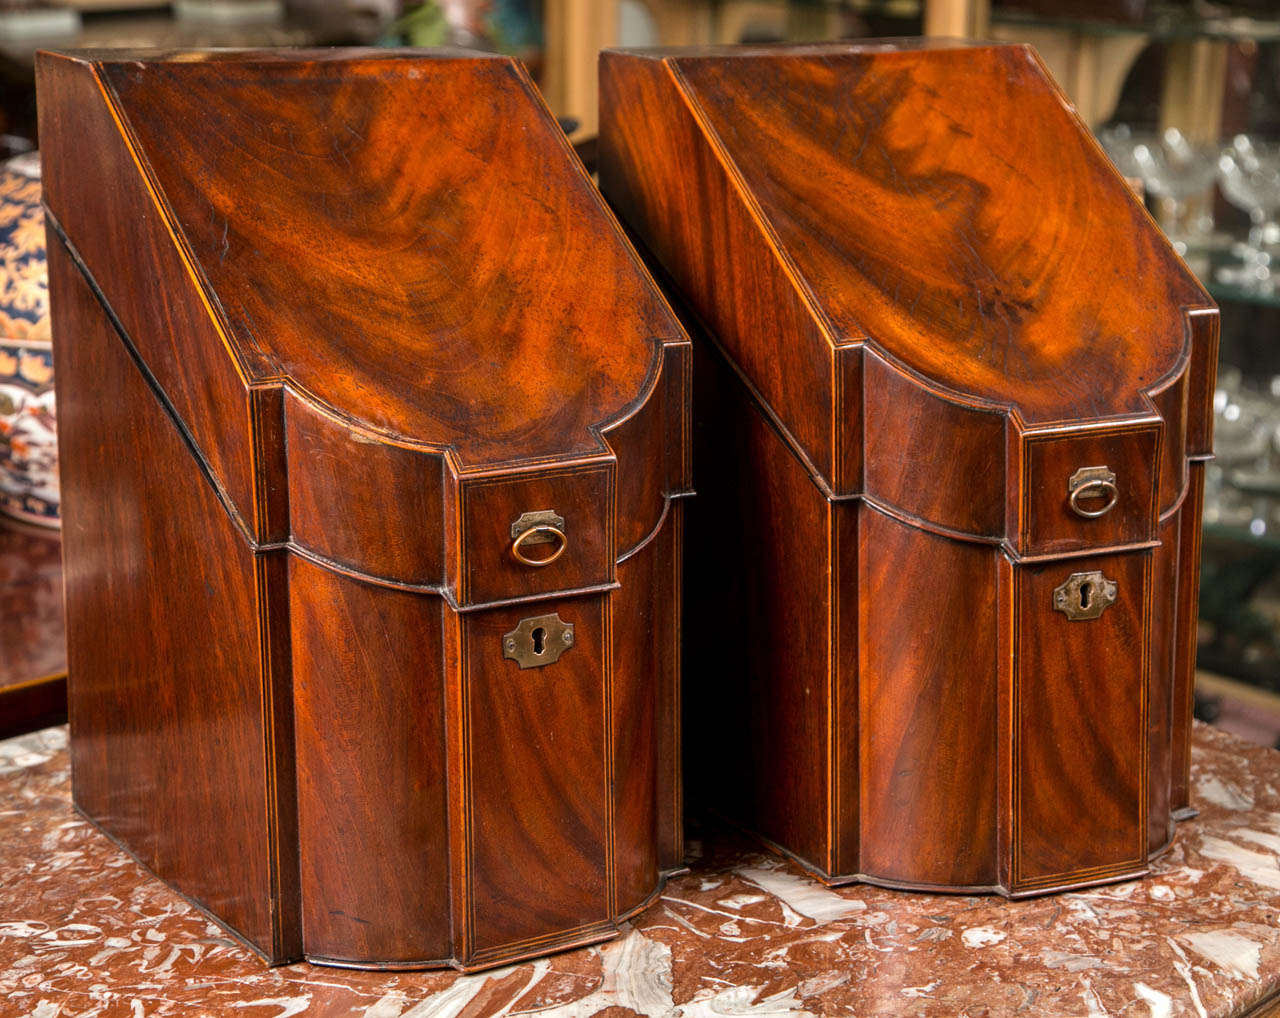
left=37, top=48, right=690, bottom=970
left=600, top=40, right=1216, bottom=896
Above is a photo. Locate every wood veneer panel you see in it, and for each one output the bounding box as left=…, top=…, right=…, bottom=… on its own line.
left=1149, top=511, right=1180, bottom=855
left=598, top=51, right=841, bottom=489
left=858, top=508, right=998, bottom=888
left=37, top=53, right=259, bottom=531
left=1172, top=462, right=1207, bottom=811
left=94, top=50, right=680, bottom=470
left=463, top=596, right=610, bottom=953
left=610, top=518, right=680, bottom=913
left=663, top=44, right=1208, bottom=425
left=863, top=350, right=1006, bottom=539
left=289, top=558, right=450, bottom=965
left=1013, top=552, right=1149, bottom=891
left=50, top=241, right=278, bottom=955
left=285, top=392, right=444, bottom=585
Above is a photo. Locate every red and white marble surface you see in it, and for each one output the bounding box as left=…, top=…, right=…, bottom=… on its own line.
left=4, top=723, right=1280, bottom=1017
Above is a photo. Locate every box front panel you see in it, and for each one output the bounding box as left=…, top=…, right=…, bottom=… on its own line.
left=458, top=463, right=613, bottom=606
left=857, top=507, right=999, bottom=889
left=1019, top=424, right=1161, bottom=557
left=611, top=506, right=684, bottom=913
left=463, top=595, right=611, bottom=955
left=289, top=558, right=451, bottom=966
left=1012, top=551, right=1150, bottom=893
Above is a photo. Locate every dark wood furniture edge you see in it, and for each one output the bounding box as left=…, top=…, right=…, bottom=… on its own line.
left=0, top=673, right=67, bottom=741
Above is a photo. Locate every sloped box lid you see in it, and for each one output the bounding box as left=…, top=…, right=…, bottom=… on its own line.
left=599, top=40, right=1217, bottom=557
left=38, top=48, right=688, bottom=602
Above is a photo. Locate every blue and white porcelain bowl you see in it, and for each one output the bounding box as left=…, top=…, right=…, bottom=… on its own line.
left=0, top=151, right=56, bottom=529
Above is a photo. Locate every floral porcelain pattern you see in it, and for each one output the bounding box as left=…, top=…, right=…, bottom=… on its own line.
left=0, top=152, right=57, bottom=528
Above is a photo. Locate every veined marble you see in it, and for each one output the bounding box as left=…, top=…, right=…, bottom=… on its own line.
left=3, top=724, right=1280, bottom=1017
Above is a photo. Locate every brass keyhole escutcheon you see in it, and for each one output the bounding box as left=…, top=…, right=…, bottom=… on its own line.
left=1053, top=571, right=1118, bottom=621
left=503, top=613, right=574, bottom=669
left=1068, top=466, right=1118, bottom=519
left=510, top=510, right=567, bottom=567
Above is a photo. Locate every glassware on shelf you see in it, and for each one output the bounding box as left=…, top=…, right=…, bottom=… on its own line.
left=1097, top=122, right=1145, bottom=182
left=1205, top=369, right=1280, bottom=539
left=1216, top=135, right=1280, bottom=293
left=1129, top=128, right=1219, bottom=256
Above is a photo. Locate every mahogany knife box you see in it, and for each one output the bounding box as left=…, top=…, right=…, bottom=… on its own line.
left=600, top=41, right=1217, bottom=896
left=38, top=48, right=690, bottom=969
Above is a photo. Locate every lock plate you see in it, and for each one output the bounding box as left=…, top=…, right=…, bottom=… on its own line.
left=502, top=613, right=575, bottom=669
left=1052, top=570, right=1118, bottom=621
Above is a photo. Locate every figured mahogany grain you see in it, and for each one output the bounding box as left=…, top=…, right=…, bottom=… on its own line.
left=284, top=393, right=445, bottom=585
left=289, top=558, right=450, bottom=965
left=662, top=44, right=1206, bottom=425
left=1012, top=552, right=1150, bottom=891
left=38, top=54, right=260, bottom=530
left=857, top=507, right=998, bottom=889
left=41, top=49, right=690, bottom=971
left=602, top=40, right=1214, bottom=896
left=49, top=241, right=282, bottom=955
left=463, top=596, right=610, bottom=952
left=92, top=49, right=680, bottom=470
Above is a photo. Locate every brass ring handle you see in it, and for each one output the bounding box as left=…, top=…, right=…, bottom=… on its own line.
left=1069, top=478, right=1118, bottom=519
left=511, top=524, right=567, bottom=567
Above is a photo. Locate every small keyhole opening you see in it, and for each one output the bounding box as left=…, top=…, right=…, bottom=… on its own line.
left=1079, top=583, right=1092, bottom=610
left=532, top=627, right=546, bottom=655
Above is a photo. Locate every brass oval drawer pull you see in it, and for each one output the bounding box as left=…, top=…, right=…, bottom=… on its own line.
left=510, top=510, right=567, bottom=567
left=1068, top=466, right=1118, bottom=519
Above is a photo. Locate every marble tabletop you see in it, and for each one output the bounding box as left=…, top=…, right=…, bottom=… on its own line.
left=3, top=722, right=1280, bottom=1018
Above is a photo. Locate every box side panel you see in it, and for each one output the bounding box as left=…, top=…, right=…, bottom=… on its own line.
left=1011, top=550, right=1149, bottom=893
left=1172, top=461, right=1206, bottom=811
left=462, top=595, right=611, bottom=957
left=857, top=507, right=999, bottom=888
left=289, top=557, right=451, bottom=965
left=1150, top=365, right=1189, bottom=519
left=863, top=350, right=1006, bottom=539
left=831, top=498, right=859, bottom=877
left=684, top=338, right=831, bottom=871
left=1186, top=309, right=1219, bottom=458
left=285, top=392, right=445, bottom=586
left=1148, top=510, right=1180, bottom=855
left=37, top=55, right=259, bottom=531
left=599, top=52, right=840, bottom=490
left=51, top=240, right=277, bottom=955
left=605, top=339, right=692, bottom=553
left=611, top=506, right=683, bottom=912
